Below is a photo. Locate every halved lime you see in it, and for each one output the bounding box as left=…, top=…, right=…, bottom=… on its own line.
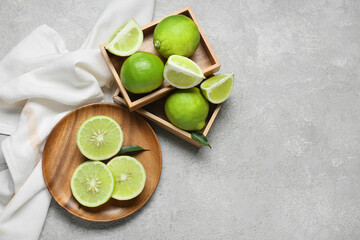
left=163, top=55, right=205, bottom=89
left=107, top=156, right=146, bottom=200
left=200, top=73, right=234, bottom=104
left=105, top=19, right=143, bottom=56
left=77, top=116, right=123, bottom=161
left=70, top=161, right=115, bottom=207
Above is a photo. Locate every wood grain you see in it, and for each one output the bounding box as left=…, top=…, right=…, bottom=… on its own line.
left=113, top=88, right=222, bottom=148
left=42, top=103, right=162, bottom=222
left=100, top=6, right=221, bottom=112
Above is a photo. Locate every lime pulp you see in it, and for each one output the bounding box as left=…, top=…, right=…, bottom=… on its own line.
left=107, top=156, right=146, bottom=200
left=70, top=161, right=115, bottom=208
left=105, top=19, right=143, bottom=56
left=77, top=115, right=123, bottom=161
left=163, top=55, right=204, bottom=89
left=200, top=73, right=234, bottom=104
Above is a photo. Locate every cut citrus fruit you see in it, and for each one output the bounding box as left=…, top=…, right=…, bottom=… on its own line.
left=163, top=55, right=205, bottom=89
left=77, top=115, right=123, bottom=161
left=107, top=156, right=146, bottom=200
left=70, top=161, right=115, bottom=207
left=105, top=19, right=143, bottom=56
left=200, top=73, right=234, bottom=104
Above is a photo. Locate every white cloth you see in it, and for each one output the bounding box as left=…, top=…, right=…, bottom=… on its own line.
left=0, top=1, right=154, bottom=239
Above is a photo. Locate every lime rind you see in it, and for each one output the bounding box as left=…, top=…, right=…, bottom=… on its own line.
left=200, top=73, right=234, bottom=104
left=107, top=156, right=146, bottom=200
left=70, top=161, right=115, bottom=208
left=105, top=19, right=143, bottom=56
left=164, top=88, right=209, bottom=131
left=164, top=55, right=205, bottom=89
left=153, top=15, right=200, bottom=58
left=77, top=115, right=123, bottom=161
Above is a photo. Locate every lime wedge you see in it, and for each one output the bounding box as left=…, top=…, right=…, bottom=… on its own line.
left=200, top=73, right=234, bottom=104
left=70, top=161, right=115, bottom=207
left=163, top=55, right=205, bottom=89
left=77, top=116, right=123, bottom=161
left=107, top=156, right=146, bottom=200
left=105, top=19, right=143, bottom=56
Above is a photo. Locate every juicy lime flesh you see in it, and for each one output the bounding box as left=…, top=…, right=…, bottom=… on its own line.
left=201, top=73, right=234, bottom=103
left=71, top=161, right=115, bottom=207
left=106, top=19, right=143, bottom=56
left=171, top=55, right=202, bottom=75
left=164, top=55, right=204, bottom=89
left=107, top=156, right=146, bottom=200
left=209, top=78, right=233, bottom=101
left=113, top=28, right=141, bottom=51
left=166, top=69, right=198, bottom=86
left=201, top=74, right=226, bottom=88
left=120, top=52, right=164, bottom=94
left=165, top=88, right=209, bottom=131
left=153, top=15, right=200, bottom=58
left=77, top=116, right=123, bottom=161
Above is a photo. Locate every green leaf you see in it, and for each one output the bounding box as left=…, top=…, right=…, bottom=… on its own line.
left=191, top=131, right=212, bottom=148
left=118, top=145, right=149, bottom=155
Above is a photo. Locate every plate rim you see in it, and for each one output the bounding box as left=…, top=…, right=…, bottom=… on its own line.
left=42, top=102, right=162, bottom=222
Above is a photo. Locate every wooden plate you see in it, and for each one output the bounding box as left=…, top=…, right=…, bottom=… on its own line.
left=42, top=103, right=162, bottom=222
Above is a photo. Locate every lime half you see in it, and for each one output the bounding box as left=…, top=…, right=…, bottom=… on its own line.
left=105, top=19, right=143, bottom=56
left=107, top=156, right=146, bottom=200
left=200, top=73, right=234, bottom=104
left=77, top=116, right=123, bottom=161
left=70, top=161, right=115, bottom=207
left=163, top=55, right=205, bottom=89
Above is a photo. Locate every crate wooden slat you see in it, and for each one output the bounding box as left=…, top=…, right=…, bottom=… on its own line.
left=101, top=6, right=221, bottom=112
left=113, top=88, right=222, bottom=147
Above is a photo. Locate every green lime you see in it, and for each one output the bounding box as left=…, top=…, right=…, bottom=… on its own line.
left=105, top=19, right=143, bottom=56
left=120, top=52, right=164, bottom=94
left=70, top=161, right=115, bottom=207
left=77, top=116, right=123, bottom=161
left=153, top=15, right=200, bottom=58
left=165, top=87, right=209, bottom=131
left=164, top=55, right=205, bottom=89
left=107, top=156, right=146, bottom=200
left=200, top=73, right=234, bottom=104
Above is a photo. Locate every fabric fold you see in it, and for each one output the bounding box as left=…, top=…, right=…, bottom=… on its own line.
left=0, top=0, right=155, bottom=239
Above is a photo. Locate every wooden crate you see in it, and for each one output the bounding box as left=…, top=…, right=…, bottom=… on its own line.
left=100, top=6, right=221, bottom=112
left=113, top=88, right=222, bottom=147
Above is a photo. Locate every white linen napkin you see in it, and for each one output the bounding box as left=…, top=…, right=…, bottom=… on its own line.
left=0, top=0, right=154, bottom=239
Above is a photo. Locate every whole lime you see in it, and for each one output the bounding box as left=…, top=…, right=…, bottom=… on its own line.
left=120, top=52, right=164, bottom=94
left=165, top=88, right=209, bottom=131
left=153, top=15, right=200, bottom=59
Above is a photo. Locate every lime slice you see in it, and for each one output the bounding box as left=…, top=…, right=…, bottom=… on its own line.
left=163, top=55, right=205, bottom=89
left=70, top=161, right=115, bottom=207
left=107, top=156, right=146, bottom=200
left=200, top=73, right=234, bottom=104
left=105, top=19, right=143, bottom=56
left=77, top=116, right=123, bottom=161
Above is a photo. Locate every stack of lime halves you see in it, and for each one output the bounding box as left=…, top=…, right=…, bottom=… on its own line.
left=105, top=16, right=234, bottom=132
left=71, top=116, right=146, bottom=207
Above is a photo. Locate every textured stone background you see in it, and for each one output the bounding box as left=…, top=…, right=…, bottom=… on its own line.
left=1, top=0, right=360, bottom=239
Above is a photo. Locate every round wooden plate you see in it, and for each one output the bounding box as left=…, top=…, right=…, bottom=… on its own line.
left=42, top=103, right=162, bottom=222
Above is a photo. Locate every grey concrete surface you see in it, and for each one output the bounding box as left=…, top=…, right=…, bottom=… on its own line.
left=1, top=0, right=360, bottom=239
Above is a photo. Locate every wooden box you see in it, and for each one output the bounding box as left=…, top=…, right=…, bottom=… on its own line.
left=100, top=6, right=221, bottom=112
left=113, top=88, right=222, bottom=147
